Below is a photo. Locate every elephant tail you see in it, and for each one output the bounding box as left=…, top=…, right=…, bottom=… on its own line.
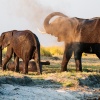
left=32, top=33, right=42, bottom=74
left=32, top=34, right=40, bottom=54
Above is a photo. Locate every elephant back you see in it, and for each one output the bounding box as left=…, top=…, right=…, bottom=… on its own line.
left=80, top=18, right=100, bottom=43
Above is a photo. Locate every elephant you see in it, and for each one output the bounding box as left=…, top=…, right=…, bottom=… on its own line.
left=7, top=61, right=37, bottom=72
left=0, top=30, right=41, bottom=74
left=42, top=12, right=100, bottom=72
left=7, top=61, right=50, bottom=72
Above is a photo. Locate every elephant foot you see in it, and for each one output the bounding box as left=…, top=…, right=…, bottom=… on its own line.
left=40, top=70, right=42, bottom=75
left=15, top=70, right=20, bottom=73
left=61, top=67, right=68, bottom=72
left=60, top=70, right=68, bottom=73
left=15, top=69, right=20, bottom=73
left=79, top=68, right=82, bottom=72
left=2, top=66, right=6, bottom=71
left=22, top=71, right=28, bottom=74
left=76, top=70, right=82, bottom=72
left=76, top=67, right=82, bottom=72
left=36, top=72, right=41, bottom=75
left=22, top=70, right=28, bottom=74
left=37, top=68, right=42, bottom=75
left=39, top=71, right=42, bottom=75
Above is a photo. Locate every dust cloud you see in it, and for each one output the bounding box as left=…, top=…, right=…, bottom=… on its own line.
left=7, top=0, right=52, bottom=28
left=0, top=0, right=69, bottom=46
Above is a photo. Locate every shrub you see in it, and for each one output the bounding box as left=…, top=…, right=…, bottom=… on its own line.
left=40, top=46, right=64, bottom=56
left=40, top=46, right=52, bottom=57
left=48, top=46, right=63, bottom=55
left=2, top=47, right=7, bottom=57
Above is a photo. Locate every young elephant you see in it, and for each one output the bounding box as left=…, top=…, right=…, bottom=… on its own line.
left=7, top=61, right=38, bottom=72
left=0, top=30, right=41, bottom=74
left=7, top=61, right=50, bottom=72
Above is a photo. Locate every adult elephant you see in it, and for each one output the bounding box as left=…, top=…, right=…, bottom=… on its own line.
left=0, top=30, right=41, bottom=74
left=43, top=12, right=100, bottom=72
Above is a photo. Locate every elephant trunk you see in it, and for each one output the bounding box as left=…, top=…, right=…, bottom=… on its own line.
left=44, top=12, right=67, bottom=33
left=0, top=46, right=2, bottom=67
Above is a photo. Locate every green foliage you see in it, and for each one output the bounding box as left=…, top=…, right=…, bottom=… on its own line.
left=2, top=47, right=7, bottom=57
left=40, top=46, right=52, bottom=57
left=47, top=46, right=64, bottom=55
left=40, top=46, right=64, bottom=56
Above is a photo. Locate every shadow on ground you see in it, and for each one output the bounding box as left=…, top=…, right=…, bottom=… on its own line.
left=79, top=74, right=100, bottom=88
left=0, top=75, right=61, bottom=88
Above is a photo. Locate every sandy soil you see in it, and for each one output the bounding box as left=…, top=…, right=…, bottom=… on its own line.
left=0, top=75, right=100, bottom=100
left=0, top=84, right=99, bottom=100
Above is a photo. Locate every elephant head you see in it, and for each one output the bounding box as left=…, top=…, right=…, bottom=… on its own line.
left=0, top=31, right=13, bottom=67
left=0, top=31, right=14, bottom=49
left=43, top=12, right=80, bottom=43
left=44, top=12, right=100, bottom=44
left=0, top=31, right=14, bottom=68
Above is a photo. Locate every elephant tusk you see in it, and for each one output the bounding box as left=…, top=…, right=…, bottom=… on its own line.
left=37, top=27, right=46, bottom=34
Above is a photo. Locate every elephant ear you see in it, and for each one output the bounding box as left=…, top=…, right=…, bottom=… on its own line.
left=1, top=31, right=13, bottom=49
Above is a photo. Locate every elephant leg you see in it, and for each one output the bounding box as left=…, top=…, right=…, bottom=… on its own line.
left=2, top=46, right=13, bottom=70
left=61, top=44, right=73, bottom=72
left=34, top=53, right=41, bottom=75
left=23, top=60, right=28, bottom=74
left=33, top=47, right=41, bottom=75
left=35, top=60, right=41, bottom=75
left=14, top=53, right=19, bottom=72
left=74, top=51, right=82, bottom=72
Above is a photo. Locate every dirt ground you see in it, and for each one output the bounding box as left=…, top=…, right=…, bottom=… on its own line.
left=0, top=75, right=100, bottom=100
left=0, top=54, right=100, bottom=100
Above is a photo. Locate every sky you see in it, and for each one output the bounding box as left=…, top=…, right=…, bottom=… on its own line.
left=0, top=0, right=100, bottom=47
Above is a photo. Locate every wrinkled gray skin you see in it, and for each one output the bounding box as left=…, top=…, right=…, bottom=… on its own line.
left=43, top=12, right=100, bottom=72
left=0, top=30, right=41, bottom=74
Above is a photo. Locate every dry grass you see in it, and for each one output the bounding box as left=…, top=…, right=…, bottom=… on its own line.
left=0, top=54, right=100, bottom=99
left=0, top=70, right=99, bottom=89
left=0, top=54, right=100, bottom=89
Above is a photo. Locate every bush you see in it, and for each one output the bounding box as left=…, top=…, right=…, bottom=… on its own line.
left=40, top=47, right=52, bottom=57
left=48, top=46, right=63, bottom=55
left=2, top=47, right=7, bottom=57
left=40, top=46, right=64, bottom=56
